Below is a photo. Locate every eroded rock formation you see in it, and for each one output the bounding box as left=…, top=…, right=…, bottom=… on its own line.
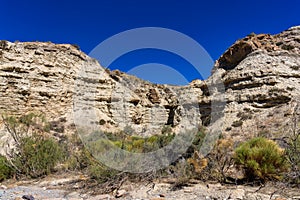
left=212, top=25, right=300, bottom=140
left=0, top=26, right=300, bottom=154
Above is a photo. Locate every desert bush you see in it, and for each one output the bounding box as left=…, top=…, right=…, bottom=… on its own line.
left=210, top=139, right=234, bottom=182
left=187, top=152, right=208, bottom=174
left=166, top=127, right=207, bottom=185
left=1, top=113, right=65, bottom=178
left=0, top=155, right=14, bottom=181
left=63, top=134, right=95, bottom=171
left=2, top=113, right=50, bottom=145
left=170, top=159, right=194, bottom=190
left=87, top=161, right=119, bottom=184
left=284, top=108, right=300, bottom=184
left=195, top=138, right=234, bottom=183
left=184, top=128, right=206, bottom=172
left=13, top=134, right=64, bottom=178
left=234, top=137, right=288, bottom=181
left=86, top=130, right=175, bottom=154
left=285, top=134, right=300, bottom=184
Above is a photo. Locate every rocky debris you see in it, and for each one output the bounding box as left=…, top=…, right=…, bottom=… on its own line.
left=114, top=189, right=128, bottom=198
left=1, top=176, right=300, bottom=200
left=117, top=181, right=300, bottom=200
left=0, top=174, right=116, bottom=200
left=21, top=195, right=34, bottom=200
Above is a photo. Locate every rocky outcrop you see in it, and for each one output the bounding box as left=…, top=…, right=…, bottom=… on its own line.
left=213, top=26, right=300, bottom=71
left=0, top=26, right=300, bottom=154
left=211, top=25, right=300, bottom=140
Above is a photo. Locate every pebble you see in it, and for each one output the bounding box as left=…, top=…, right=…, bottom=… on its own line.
left=22, top=195, right=34, bottom=200
left=0, top=185, right=7, bottom=190
left=116, top=189, right=128, bottom=198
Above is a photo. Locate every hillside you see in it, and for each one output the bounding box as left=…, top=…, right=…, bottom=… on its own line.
left=0, top=26, right=300, bottom=146
left=0, top=26, right=300, bottom=199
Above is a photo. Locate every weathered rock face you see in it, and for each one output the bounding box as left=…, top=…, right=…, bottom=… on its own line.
left=0, top=26, right=300, bottom=154
left=211, top=25, right=300, bottom=140
left=213, top=26, right=300, bottom=71
left=0, top=42, right=93, bottom=153
left=0, top=41, right=201, bottom=154
left=0, top=42, right=87, bottom=119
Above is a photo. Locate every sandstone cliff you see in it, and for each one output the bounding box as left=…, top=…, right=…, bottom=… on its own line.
left=211, top=25, right=300, bottom=141
left=0, top=26, right=300, bottom=154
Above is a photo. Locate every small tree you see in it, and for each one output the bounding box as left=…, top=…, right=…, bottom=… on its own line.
left=234, top=137, right=288, bottom=181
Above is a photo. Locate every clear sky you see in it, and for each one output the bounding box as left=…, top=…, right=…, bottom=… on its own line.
left=1, top=0, right=299, bottom=84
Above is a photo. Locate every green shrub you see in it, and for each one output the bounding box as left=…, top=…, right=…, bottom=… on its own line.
left=2, top=113, right=50, bottom=145
left=13, top=134, right=65, bottom=178
left=88, top=162, right=118, bottom=183
left=2, top=113, right=66, bottom=178
left=234, top=137, right=288, bottom=181
left=191, top=129, right=206, bottom=150
left=0, top=155, right=13, bottom=181
left=86, top=130, right=175, bottom=155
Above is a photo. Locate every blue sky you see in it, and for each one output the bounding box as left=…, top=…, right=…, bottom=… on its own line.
left=1, top=0, right=299, bottom=85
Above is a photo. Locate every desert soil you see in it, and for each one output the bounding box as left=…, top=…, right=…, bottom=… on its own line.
left=0, top=174, right=300, bottom=200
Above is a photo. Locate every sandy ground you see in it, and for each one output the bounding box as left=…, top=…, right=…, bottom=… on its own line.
left=1, top=174, right=300, bottom=200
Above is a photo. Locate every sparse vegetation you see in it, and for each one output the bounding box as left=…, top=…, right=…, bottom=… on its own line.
left=1, top=113, right=65, bottom=178
left=210, top=139, right=234, bottom=182
left=164, top=127, right=207, bottom=189
left=170, top=159, right=194, bottom=190
left=1, top=111, right=300, bottom=192
left=87, top=159, right=119, bottom=184
left=193, top=138, right=235, bottom=183
left=86, top=129, right=175, bottom=155
left=285, top=133, right=300, bottom=184
left=283, top=105, right=300, bottom=184
left=14, top=134, right=64, bottom=178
